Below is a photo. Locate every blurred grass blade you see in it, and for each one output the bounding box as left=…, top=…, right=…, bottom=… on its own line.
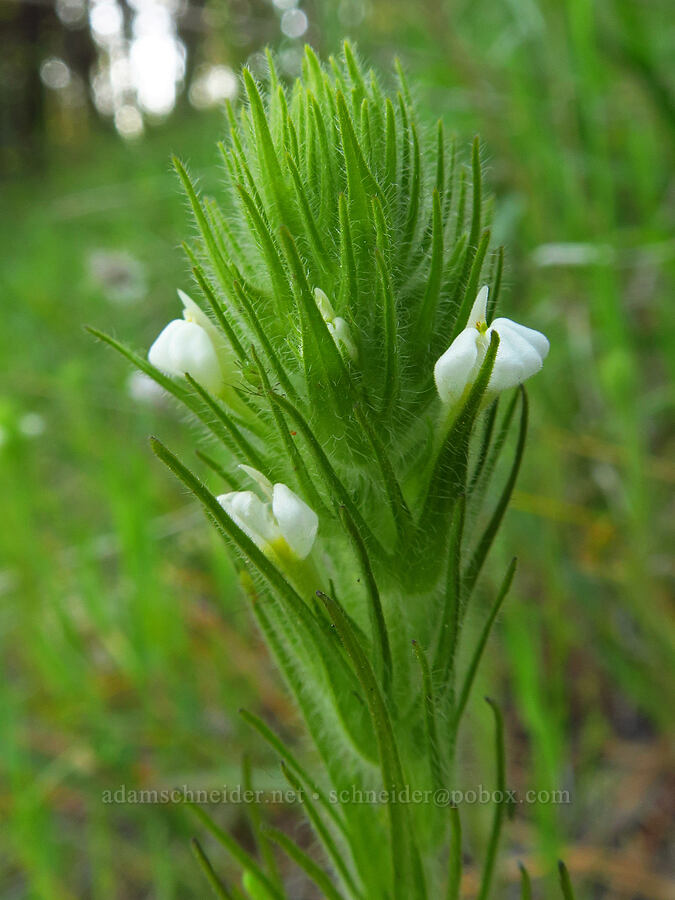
left=242, top=755, right=282, bottom=890
left=263, top=826, right=346, bottom=900
left=447, top=805, right=462, bottom=900
left=191, top=838, right=236, bottom=900
left=188, top=803, right=285, bottom=900
left=280, top=762, right=362, bottom=899
left=239, top=709, right=347, bottom=836
left=518, top=862, right=533, bottom=899
left=477, top=698, right=507, bottom=900
left=558, top=861, right=576, bottom=899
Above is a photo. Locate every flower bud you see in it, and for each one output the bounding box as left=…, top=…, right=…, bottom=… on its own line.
left=148, top=290, right=235, bottom=395
left=314, top=287, right=358, bottom=361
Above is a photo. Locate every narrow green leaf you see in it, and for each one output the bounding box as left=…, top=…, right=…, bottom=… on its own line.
left=239, top=709, right=347, bottom=837
left=279, top=87, right=300, bottom=161
left=367, top=71, right=384, bottom=151
left=263, top=826, right=346, bottom=900
left=447, top=806, right=462, bottom=900
left=464, top=388, right=528, bottom=596
left=242, top=68, right=294, bottom=228
left=371, top=194, right=390, bottom=259
left=265, top=47, right=279, bottom=90
left=343, top=41, right=366, bottom=103
left=454, top=559, right=517, bottom=728
left=467, top=399, right=500, bottom=495
left=285, top=152, right=330, bottom=264
left=277, top=226, right=350, bottom=407
left=518, top=863, right=533, bottom=900
left=231, top=280, right=297, bottom=402
left=468, top=136, right=482, bottom=253
left=353, top=402, right=413, bottom=541
left=558, top=861, right=576, bottom=900
left=87, top=327, right=242, bottom=456
left=442, top=134, right=457, bottom=226
left=235, top=184, right=294, bottom=318
left=477, top=698, right=507, bottom=900
left=338, top=504, right=392, bottom=694
left=384, top=98, right=397, bottom=187
left=375, top=248, right=399, bottom=414
left=250, top=345, right=325, bottom=513
left=317, top=590, right=425, bottom=900
left=394, top=57, right=412, bottom=106
left=470, top=391, right=519, bottom=503
left=336, top=90, right=385, bottom=214
left=184, top=374, right=264, bottom=470
left=242, top=755, right=282, bottom=890
left=402, top=119, right=421, bottom=256
left=412, top=640, right=443, bottom=790
left=415, top=188, right=444, bottom=349
left=308, top=92, right=336, bottom=202
left=338, top=193, right=359, bottom=312
left=302, top=45, right=326, bottom=99
left=487, top=246, right=504, bottom=322
left=453, top=167, right=467, bottom=244
left=359, top=98, right=373, bottom=161
left=280, top=762, right=362, bottom=899
left=192, top=265, right=247, bottom=362
left=435, top=120, right=445, bottom=194
left=218, top=122, right=261, bottom=205
left=196, top=450, right=236, bottom=490
left=270, top=392, right=387, bottom=561
left=434, top=495, right=466, bottom=688
left=188, top=803, right=285, bottom=900
left=173, top=157, right=233, bottom=290
left=191, top=838, right=234, bottom=900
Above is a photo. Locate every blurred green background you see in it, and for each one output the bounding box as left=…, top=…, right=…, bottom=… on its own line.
left=1, top=0, right=673, bottom=897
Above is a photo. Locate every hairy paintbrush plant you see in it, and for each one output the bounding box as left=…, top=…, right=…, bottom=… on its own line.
left=91, top=42, right=575, bottom=900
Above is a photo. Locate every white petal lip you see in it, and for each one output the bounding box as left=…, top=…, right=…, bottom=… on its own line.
left=434, top=286, right=550, bottom=404
left=217, top=479, right=318, bottom=560
left=489, top=318, right=548, bottom=391
left=218, top=491, right=280, bottom=549
left=272, top=483, right=319, bottom=559
left=434, top=327, right=480, bottom=405
left=239, top=464, right=274, bottom=498
left=148, top=319, right=222, bottom=394
left=492, top=318, right=549, bottom=360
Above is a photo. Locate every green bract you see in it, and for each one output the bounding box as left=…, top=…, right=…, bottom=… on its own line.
left=93, top=41, right=570, bottom=900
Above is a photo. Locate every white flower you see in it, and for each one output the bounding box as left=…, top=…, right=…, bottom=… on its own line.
left=148, top=290, right=231, bottom=395
left=217, top=465, right=318, bottom=560
left=314, top=287, right=358, bottom=361
left=434, top=286, right=549, bottom=406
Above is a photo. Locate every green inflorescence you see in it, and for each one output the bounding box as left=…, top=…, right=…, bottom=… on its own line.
left=93, top=40, right=573, bottom=900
